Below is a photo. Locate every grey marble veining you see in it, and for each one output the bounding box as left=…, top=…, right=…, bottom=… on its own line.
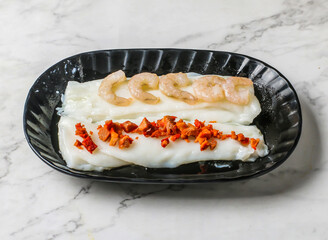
left=0, top=0, right=328, bottom=239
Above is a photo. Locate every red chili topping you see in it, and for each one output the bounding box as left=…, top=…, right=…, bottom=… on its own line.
left=119, top=135, right=134, bottom=149
left=109, top=128, right=119, bottom=146
left=75, top=123, right=88, bottom=139
left=136, top=117, right=153, bottom=132
left=200, top=139, right=210, bottom=151
left=194, top=119, right=205, bottom=129
left=161, top=137, right=170, bottom=148
left=231, top=131, right=237, bottom=140
left=75, top=116, right=262, bottom=152
left=121, top=121, right=138, bottom=133
left=74, top=123, right=97, bottom=153
left=74, top=140, right=83, bottom=149
left=98, top=126, right=111, bottom=141
left=82, top=136, right=98, bottom=153
left=250, top=138, right=260, bottom=150
left=209, top=139, right=217, bottom=150
left=170, top=134, right=181, bottom=142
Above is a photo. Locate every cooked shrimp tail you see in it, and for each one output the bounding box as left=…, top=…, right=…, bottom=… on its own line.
left=98, top=70, right=132, bottom=106
left=128, top=72, right=160, bottom=104
left=222, top=77, right=253, bottom=105
left=159, top=73, right=197, bottom=105
left=193, top=76, right=226, bottom=102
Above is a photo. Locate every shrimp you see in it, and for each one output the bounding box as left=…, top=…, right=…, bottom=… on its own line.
left=159, top=73, right=197, bottom=105
left=222, top=77, right=253, bottom=105
left=192, top=76, right=226, bottom=102
left=98, top=70, right=132, bottom=106
left=128, top=72, right=160, bottom=104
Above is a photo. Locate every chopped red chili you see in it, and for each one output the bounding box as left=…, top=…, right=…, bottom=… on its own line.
left=136, top=117, right=152, bottom=132
left=119, top=135, right=133, bottom=149
left=109, top=128, right=119, bottom=146
left=250, top=138, right=260, bottom=150
left=194, top=119, right=205, bottom=129
left=200, top=140, right=210, bottom=151
left=74, top=140, right=83, bottom=149
left=82, top=136, right=98, bottom=154
left=86, top=115, right=262, bottom=152
left=161, top=137, right=170, bottom=148
left=170, top=134, right=181, bottom=142
left=75, top=123, right=88, bottom=139
left=74, top=123, right=97, bottom=153
left=98, top=126, right=111, bottom=141
left=121, top=121, right=138, bottom=133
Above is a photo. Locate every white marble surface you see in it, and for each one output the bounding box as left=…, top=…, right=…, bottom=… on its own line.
left=0, top=0, right=327, bottom=239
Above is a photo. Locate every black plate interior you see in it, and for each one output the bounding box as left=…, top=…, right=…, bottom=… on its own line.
left=23, top=49, right=302, bottom=183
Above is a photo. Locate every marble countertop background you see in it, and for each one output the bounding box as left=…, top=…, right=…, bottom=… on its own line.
left=1, top=0, right=327, bottom=239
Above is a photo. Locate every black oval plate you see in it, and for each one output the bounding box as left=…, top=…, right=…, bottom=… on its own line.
left=23, top=49, right=302, bottom=183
